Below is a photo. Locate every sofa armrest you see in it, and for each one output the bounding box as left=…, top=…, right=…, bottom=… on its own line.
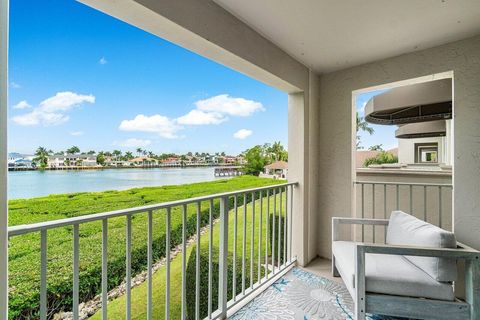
left=332, top=217, right=389, bottom=241
left=356, top=242, right=480, bottom=260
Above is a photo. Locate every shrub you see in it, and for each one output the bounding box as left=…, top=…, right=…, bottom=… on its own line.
left=185, top=244, right=258, bottom=320
left=363, top=151, right=398, bottom=167
left=268, top=214, right=287, bottom=266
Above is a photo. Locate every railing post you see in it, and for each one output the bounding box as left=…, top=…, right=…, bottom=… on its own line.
left=40, top=230, right=47, bottom=320
left=218, top=196, right=229, bottom=318
left=73, top=225, right=80, bottom=320
left=101, top=219, right=108, bottom=320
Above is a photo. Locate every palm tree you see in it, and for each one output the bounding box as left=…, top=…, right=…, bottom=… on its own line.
left=34, top=147, right=50, bottom=169
left=266, top=141, right=288, bottom=162
left=356, top=112, right=374, bottom=134
left=356, top=112, right=374, bottom=149
left=136, top=148, right=143, bottom=156
left=124, top=151, right=133, bottom=160
left=112, top=150, right=122, bottom=161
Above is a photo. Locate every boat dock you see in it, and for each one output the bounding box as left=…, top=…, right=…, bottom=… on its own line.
left=214, top=166, right=243, bottom=177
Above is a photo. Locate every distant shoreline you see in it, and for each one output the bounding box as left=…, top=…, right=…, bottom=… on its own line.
left=8, top=163, right=241, bottom=172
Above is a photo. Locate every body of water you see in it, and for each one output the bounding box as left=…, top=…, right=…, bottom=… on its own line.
left=8, top=167, right=224, bottom=199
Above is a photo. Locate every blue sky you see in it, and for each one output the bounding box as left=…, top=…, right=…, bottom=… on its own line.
left=8, top=0, right=396, bottom=155
left=8, top=0, right=288, bottom=155
left=355, top=90, right=398, bottom=151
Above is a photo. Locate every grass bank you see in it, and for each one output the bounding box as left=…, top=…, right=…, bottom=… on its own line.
left=8, top=176, right=283, bottom=319
left=92, top=185, right=287, bottom=319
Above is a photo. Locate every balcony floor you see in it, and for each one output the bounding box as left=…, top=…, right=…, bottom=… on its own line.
left=231, top=258, right=408, bottom=320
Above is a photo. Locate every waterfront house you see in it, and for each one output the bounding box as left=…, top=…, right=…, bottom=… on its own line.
left=7, top=153, right=22, bottom=163
left=264, top=160, right=288, bottom=179
left=1, top=1, right=480, bottom=320
left=105, top=159, right=132, bottom=167
left=7, top=153, right=34, bottom=169
left=222, top=155, right=238, bottom=165
left=47, top=154, right=98, bottom=168
left=103, top=156, right=132, bottom=167
left=235, top=155, right=246, bottom=165
left=7, top=158, right=34, bottom=169
left=161, top=157, right=182, bottom=166
left=130, top=156, right=157, bottom=167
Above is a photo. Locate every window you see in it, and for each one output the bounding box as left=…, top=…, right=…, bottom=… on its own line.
left=415, top=143, right=438, bottom=163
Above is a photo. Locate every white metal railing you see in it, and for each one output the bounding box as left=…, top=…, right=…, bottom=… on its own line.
left=8, top=182, right=298, bottom=320
left=354, top=181, right=453, bottom=243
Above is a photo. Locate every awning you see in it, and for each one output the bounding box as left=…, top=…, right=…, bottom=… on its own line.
left=364, top=78, right=452, bottom=125
left=395, top=120, right=446, bottom=139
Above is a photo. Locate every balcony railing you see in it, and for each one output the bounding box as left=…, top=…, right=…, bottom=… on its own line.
left=354, top=181, right=453, bottom=243
left=8, top=182, right=298, bottom=320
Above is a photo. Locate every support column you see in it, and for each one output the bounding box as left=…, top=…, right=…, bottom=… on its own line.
left=288, top=91, right=310, bottom=266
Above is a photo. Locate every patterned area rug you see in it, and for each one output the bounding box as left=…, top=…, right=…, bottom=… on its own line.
left=230, top=267, right=411, bottom=320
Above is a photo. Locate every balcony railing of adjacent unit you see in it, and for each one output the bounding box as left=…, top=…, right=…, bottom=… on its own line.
left=354, top=181, right=453, bottom=243
left=8, top=182, right=298, bottom=320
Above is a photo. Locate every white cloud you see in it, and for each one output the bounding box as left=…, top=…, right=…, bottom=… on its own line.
left=39, top=91, right=95, bottom=113
left=114, top=138, right=152, bottom=147
left=195, top=94, right=264, bottom=117
left=176, top=109, right=226, bottom=125
left=70, top=131, right=84, bottom=136
left=119, top=114, right=181, bottom=139
left=13, top=111, right=69, bottom=126
left=358, top=101, right=367, bottom=113
left=99, top=57, right=108, bottom=65
left=233, top=129, right=252, bottom=139
left=10, top=82, right=21, bottom=89
left=118, top=94, right=263, bottom=139
left=12, top=100, right=32, bottom=109
left=12, top=91, right=95, bottom=126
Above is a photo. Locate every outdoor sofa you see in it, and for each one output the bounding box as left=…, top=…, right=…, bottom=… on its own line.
left=332, top=211, right=479, bottom=320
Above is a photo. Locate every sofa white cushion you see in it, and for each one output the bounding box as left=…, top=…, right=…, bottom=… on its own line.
left=333, top=241, right=455, bottom=301
left=386, top=211, right=457, bottom=282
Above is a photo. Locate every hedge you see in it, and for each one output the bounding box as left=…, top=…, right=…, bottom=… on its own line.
left=185, top=243, right=259, bottom=320
left=269, top=214, right=287, bottom=266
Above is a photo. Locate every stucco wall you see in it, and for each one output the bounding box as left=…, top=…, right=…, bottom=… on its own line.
left=316, top=35, right=480, bottom=258
left=398, top=136, right=445, bottom=164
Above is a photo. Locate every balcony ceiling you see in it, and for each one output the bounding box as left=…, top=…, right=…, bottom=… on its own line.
left=214, top=0, right=480, bottom=73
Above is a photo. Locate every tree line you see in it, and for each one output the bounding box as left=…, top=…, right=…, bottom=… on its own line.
left=241, top=141, right=288, bottom=176
left=32, top=146, right=241, bottom=169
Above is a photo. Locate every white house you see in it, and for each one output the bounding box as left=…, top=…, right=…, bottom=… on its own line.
left=47, top=154, right=98, bottom=168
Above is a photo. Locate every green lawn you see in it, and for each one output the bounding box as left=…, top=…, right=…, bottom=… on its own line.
left=8, top=176, right=284, bottom=320
left=92, top=185, right=288, bottom=319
